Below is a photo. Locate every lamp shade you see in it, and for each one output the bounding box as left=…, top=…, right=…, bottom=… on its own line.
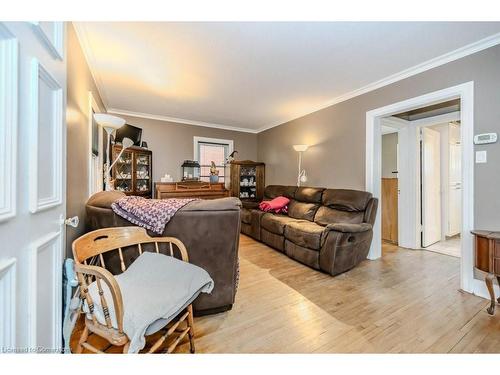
left=121, top=137, right=134, bottom=149
left=293, top=144, right=309, bottom=152
left=94, top=113, right=126, bottom=130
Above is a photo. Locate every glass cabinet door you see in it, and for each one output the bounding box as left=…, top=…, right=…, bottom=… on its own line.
left=239, top=166, right=257, bottom=199
left=135, top=153, right=151, bottom=193
left=114, top=150, right=133, bottom=192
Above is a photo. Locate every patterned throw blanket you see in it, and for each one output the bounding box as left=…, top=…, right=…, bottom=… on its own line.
left=111, top=196, right=198, bottom=235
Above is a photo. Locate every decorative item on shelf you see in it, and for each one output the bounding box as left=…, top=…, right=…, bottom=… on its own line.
left=293, top=144, right=309, bottom=187
left=93, top=113, right=126, bottom=191
left=226, top=150, right=238, bottom=164
left=111, top=143, right=153, bottom=197
left=141, top=141, right=148, bottom=148
left=160, top=173, right=174, bottom=183
left=181, top=160, right=201, bottom=181
left=109, top=137, right=134, bottom=188
left=209, top=161, right=220, bottom=183
left=229, top=160, right=265, bottom=201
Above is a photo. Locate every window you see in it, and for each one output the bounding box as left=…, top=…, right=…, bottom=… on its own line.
left=193, top=137, right=233, bottom=183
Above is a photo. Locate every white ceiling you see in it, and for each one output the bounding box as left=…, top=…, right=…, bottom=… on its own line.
left=75, top=22, right=500, bottom=132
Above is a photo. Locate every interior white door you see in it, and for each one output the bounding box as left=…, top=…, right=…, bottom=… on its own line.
left=448, top=134, right=462, bottom=236
left=421, top=127, right=441, bottom=247
left=0, top=22, right=66, bottom=352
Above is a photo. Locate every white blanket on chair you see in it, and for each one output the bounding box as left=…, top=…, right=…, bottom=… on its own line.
left=84, top=252, right=214, bottom=353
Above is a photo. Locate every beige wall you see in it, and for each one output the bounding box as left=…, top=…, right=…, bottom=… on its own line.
left=258, top=44, right=500, bottom=231
left=66, top=23, right=105, bottom=255
left=382, top=133, right=398, bottom=179
left=117, top=115, right=258, bottom=183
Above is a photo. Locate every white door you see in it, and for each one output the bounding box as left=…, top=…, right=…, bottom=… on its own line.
left=448, top=124, right=462, bottom=236
left=421, top=127, right=441, bottom=247
left=0, top=22, right=66, bottom=352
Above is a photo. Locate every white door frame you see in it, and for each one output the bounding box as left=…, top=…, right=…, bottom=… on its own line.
left=366, top=81, right=475, bottom=294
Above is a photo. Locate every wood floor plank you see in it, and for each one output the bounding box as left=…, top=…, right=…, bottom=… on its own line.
left=70, top=234, right=499, bottom=353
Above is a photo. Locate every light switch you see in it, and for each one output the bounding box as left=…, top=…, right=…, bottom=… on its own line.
left=475, top=150, right=487, bottom=163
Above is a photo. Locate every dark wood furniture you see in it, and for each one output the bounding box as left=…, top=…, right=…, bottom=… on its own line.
left=154, top=181, right=229, bottom=200
left=471, top=230, right=500, bottom=315
left=112, top=145, right=152, bottom=198
left=229, top=160, right=265, bottom=203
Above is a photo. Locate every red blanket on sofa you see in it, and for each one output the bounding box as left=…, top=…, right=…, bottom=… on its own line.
left=259, top=196, right=290, bottom=214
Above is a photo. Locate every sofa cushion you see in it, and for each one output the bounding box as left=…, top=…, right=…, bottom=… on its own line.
left=264, top=185, right=297, bottom=200
left=241, top=208, right=252, bottom=224
left=288, top=200, right=319, bottom=221
left=261, top=229, right=285, bottom=252
left=314, top=206, right=364, bottom=226
left=261, top=214, right=299, bottom=235
left=284, top=221, right=326, bottom=250
left=284, top=240, right=320, bottom=269
left=294, top=187, right=325, bottom=203
left=87, top=190, right=126, bottom=209
left=322, top=189, right=372, bottom=211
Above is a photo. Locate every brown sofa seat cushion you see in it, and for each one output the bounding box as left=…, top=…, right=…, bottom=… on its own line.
left=261, top=214, right=300, bottom=235
left=284, top=221, right=326, bottom=250
left=240, top=208, right=252, bottom=224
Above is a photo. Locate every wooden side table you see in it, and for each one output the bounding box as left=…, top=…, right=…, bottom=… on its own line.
left=471, top=230, right=500, bottom=315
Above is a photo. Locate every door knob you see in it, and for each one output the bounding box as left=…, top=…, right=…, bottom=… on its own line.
left=64, top=216, right=79, bottom=228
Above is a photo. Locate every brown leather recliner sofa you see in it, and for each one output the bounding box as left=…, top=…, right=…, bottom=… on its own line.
left=241, top=185, right=378, bottom=276
left=85, top=191, right=241, bottom=316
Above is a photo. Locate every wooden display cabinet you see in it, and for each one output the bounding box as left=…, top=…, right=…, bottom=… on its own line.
left=112, top=145, right=153, bottom=198
left=229, top=160, right=265, bottom=203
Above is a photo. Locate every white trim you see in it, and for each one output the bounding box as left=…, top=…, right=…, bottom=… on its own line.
left=75, top=26, right=499, bottom=134
left=30, top=22, right=64, bottom=60
left=0, top=25, right=18, bottom=222
left=193, top=136, right=234, bottom=162
left=366, top=82, right=475, bottom=294
left=257, top=33, right=500, bottom=133
left=0, top=258, right=16, bottom=349
left=108, top=108, right=258, bottom=134
left=29, top=58, right=63, bottom=214
left=88, top=92, right=104, bottom=197
left=27, top=231, right=63, bottom=351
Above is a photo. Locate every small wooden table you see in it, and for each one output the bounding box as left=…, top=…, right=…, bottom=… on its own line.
left=154, top=181, right=230, bottom=200
left=471, top=230, right=500, bottom=315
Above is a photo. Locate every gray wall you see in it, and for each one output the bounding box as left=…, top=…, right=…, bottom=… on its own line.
left=382, top=133, right=398, bottom=179
left=118, top=115, right=258, bottom=182
left=258, top=44, right=500, bottom=231
left=66, top=23, right=105, bottom=256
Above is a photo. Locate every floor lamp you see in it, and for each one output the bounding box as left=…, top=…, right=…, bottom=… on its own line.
left=293, top=144, right=309, bottom=187
left=94, top=113, right=126, bottom=191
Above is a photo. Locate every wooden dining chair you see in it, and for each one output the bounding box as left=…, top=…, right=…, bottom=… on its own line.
left=72, top=227, right=196, bottom=354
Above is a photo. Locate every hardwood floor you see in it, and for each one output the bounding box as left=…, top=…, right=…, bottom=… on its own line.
left=71, top=235, right=500, bottom=353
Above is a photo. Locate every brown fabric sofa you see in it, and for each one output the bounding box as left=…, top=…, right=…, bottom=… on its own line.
left=241, top=185, right=378, bottom=275
left=85, top=191, right=241, bottom=316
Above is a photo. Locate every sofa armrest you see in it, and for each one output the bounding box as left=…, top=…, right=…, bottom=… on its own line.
left=326, top=223, right=372, bottom=233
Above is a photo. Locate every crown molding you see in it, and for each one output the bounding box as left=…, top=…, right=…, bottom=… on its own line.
left=73, top=23, right=500, bottom=135
left=107, top=108, right=259, bottom=134
left=256, top=32, right=500, bottom=133
left=72, top=22, right=109, bottom=109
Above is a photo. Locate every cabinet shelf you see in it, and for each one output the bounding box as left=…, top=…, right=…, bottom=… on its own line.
left=112, top=145, right=152, bottom=198
left=229, top=160, right=265, bottom=201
